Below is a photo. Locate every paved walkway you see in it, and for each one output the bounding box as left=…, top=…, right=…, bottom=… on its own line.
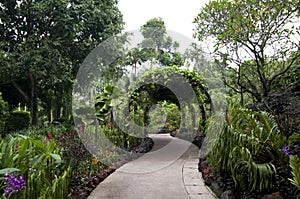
left=88, top=134, right=216, bottom=199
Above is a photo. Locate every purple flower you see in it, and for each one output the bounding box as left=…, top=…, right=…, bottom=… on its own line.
left=4, top=186, right=12, bottom=195
left=3, top=173, right=26, bottom=196
left=279, top=145, right=289, bottom=156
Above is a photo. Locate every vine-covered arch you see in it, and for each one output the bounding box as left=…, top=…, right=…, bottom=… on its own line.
left=93, top=66, right=213, bottom=151
left=127, top=66, right=212, bottom=135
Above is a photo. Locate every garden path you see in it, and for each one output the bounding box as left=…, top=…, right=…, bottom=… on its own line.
left=88, top=134, right=216, bottom=199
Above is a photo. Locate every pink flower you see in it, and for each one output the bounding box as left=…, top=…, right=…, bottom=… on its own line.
left=79, top=123, right=84, bottom=133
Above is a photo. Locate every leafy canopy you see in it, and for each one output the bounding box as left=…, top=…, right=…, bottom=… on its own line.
left=126, top=18, right=184, bottom=71
left=193, top=0, right=300, bottom=102
left=0, top=0, right=124, bottom=124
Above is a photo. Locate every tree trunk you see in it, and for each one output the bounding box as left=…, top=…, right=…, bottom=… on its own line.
left=50, top=108, right=53, bottom=123
left=12, top=75, right=39, bottom=126
left=54, top=90, right=59, bottom=120
left=29, top=74, right=39, bottom=126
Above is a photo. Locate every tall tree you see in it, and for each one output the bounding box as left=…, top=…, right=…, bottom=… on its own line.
left=193, top=0, right=300, bottom=103
left=0, top=0, right=123, bottom=125
left=184, top=42, right=211, bottom=72
left=140, top=17, right=167, bottom=50
left=126, top=17, right=184, bottom=70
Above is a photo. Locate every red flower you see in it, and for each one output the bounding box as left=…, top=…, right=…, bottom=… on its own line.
left=46, top=132, right=53, bottom=142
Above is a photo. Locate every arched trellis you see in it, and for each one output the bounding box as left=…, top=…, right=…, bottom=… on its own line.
left=127, top=66, right=212, bottom=134
left=93, top=66, right=213, bottom=151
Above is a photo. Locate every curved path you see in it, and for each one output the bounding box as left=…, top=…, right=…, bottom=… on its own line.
left=88, top=134, right=216, bottom=199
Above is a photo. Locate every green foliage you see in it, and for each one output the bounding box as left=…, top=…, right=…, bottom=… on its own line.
left=5, top=110, right=31, bottom=133
left=148, top=101, right=180, bottom=133
left=123, top=66, right=212, bottom=136
left=131, top=66, right=210, bottom=106
left=206, top=100, right=284, bottom=193
left=140, top=66, right=209, bottom=106
left=26, top=167, right=71, bottom=199
left=126, top=18, right=184, bottom=68
left=101, top=126, right=141, bottom=151
left=289, top=155, right=300, bottom=196
left=140, top=17, right=167, bottom=49
left=193, top=0, right=300, bottom=102
left=0, top=134, right=71, bottom=198
left=94, top=66, right=211, bottom=153
left=289, top=134, right=300, bottom=145
left=0, top=0, right=124, bottom=125
left=95, top=85, right=121, bottom=125
left=0, top=93, right=8, bottom=135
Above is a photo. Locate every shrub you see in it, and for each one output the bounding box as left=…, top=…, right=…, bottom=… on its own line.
left=0, top=93, right=9, bottom=135
left=5, top=110, right=31, bottom=133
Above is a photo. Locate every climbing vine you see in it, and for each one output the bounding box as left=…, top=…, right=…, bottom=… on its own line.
left=122, top=66, right=211, bottom=135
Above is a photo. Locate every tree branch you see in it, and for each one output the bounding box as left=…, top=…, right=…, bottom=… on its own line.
left=269, top=51, right=300, bottom=85
left=12, top=81, right=30, bottom=104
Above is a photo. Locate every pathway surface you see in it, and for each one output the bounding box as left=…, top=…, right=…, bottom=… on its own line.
left=88, top=134, right=216, bottom=199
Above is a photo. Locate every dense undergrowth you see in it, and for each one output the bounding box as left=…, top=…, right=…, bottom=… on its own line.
left=199, top=100, right=300, bottom=198
left=0, top=123, right=153, bottom=199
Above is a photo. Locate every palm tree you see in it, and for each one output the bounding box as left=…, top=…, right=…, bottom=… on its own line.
left=126, top=48, right=142, bottom=75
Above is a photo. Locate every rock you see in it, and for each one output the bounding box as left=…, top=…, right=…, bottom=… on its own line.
left=198, top=157, right=206, bottom=172
left=92, top=176, right=100, bottom=185
left=262, top=192, right=283, bottom=199
left=204, top=176, right=212, bottom=186
left=87, top=182, right=96, bottom=189
left=211, top=181, right=222, bottom=194
left=221, top=190, right=236, bottom=199
left=199, top=160, right=208, bottom=172
left=97, top=172, right=108, bottom=181
left=79, top=191, right=90, bottom=199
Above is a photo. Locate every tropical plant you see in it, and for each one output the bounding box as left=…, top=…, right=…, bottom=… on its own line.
left=289, top=155, right=300, bottom=197
left=0, top=134, right=71, bottom=198
left=206, top=100, right=286, bottom=196
left=128, top=66, right=211, bottom=125
left=95, top=85, right=121, bottom=125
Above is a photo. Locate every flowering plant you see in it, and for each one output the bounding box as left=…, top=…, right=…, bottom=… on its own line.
left=3, top=173, right=26, bottom=196
left=279, top=145, right=290, bottom=156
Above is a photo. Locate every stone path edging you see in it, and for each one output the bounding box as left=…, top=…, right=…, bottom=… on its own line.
left=87, top=134, right=217, bottom=199
left=182, top=146, right=217, bottom=199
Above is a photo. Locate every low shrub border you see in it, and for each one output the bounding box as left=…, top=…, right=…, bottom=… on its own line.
left=67, top=137, right=154, bottom=199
